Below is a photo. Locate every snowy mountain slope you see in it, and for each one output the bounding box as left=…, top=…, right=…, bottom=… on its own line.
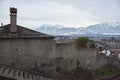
left=36, top=22, right=120, bottom=36
left=36, top=24, right=85, bottom=35
left=85, top=22, right=120, bottom=34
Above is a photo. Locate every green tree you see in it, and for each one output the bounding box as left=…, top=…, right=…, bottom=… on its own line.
left=76, top=37, right=89, bottom=49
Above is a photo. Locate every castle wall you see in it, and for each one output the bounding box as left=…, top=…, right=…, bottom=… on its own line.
left=0, top=38, right=109, bottom=70
left=55, top=41, right=97, bottom=59
left=0, top=38, right=55, bottom=68
left=50, top=41, right=99, bottom=70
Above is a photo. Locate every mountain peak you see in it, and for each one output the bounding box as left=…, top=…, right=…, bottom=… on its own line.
left=36, top=22, right=120, bottom=36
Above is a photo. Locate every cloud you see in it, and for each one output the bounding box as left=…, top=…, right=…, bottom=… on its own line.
left=16, top=1, right=97, bottom=27
left=0, top=0, right=120, bottom=28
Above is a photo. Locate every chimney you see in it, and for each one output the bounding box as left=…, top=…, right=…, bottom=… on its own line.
left=1, top=23, right=3, bottom=27
left=10, top=7, right=17, bottom=34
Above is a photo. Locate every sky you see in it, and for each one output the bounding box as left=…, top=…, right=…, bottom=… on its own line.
left=0, top=0, right=120, bottom=28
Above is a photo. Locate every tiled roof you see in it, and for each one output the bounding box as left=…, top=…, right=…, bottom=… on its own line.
left=0, top=24, right=54, bottom=39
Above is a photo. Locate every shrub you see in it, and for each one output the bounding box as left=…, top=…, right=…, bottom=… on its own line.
left=76, top=37, right=89, bottom=49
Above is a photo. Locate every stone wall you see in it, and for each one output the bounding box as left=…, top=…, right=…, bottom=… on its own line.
left=50, top=41, right=99, bottom=70
left=0, top=38, right=55, bottom=68
left=55, top=41, right=97, bottom=59
left=0, top=38, right=108, bottom=70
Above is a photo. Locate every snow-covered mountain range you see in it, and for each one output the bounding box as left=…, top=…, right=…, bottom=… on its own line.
left=36, top=22, right=120, bottom=36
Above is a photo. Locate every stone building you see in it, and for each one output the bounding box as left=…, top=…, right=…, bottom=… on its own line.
left=0, top=7, right=56, bottom=67
left=0, top=7, right=99, bottom=70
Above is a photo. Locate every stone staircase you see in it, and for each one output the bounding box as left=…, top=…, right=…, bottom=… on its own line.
left=0, top=64, right=56, bottom=80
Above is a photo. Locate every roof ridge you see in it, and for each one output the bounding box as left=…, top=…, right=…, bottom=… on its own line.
left=0, top=24, right=54, bottom=38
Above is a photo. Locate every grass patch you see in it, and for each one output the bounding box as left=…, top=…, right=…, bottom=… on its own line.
left=95, top=64, right=120, bottom=79
left=64, top=64, right=120, bottom=80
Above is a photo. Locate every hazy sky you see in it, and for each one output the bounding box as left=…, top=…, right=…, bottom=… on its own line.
left=0, top=0, right=120, bottom=28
